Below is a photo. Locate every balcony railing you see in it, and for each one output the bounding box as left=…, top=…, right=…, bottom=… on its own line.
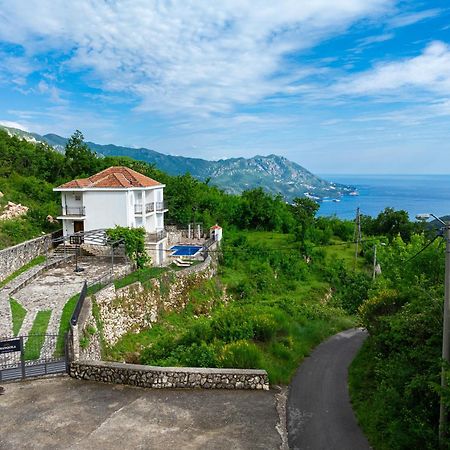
left=147, top=229, right=167, bottom=242
left=134, top=203, right=155, bottom=214
left=155, top=201, right=168, bottom=212
left=62, top=206, right=85, bottom=216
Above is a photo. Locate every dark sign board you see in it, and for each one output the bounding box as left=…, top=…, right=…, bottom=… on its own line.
left=70, top=235, right=83, bottom=245
left=0, top=338, right=22, bottom=354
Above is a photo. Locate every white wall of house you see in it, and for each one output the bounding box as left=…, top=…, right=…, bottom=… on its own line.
left=61, top=191, right=83, bottom=210
left=57, top=186, right=166, bottom=240
left=83, top=190, right=129, bottom=230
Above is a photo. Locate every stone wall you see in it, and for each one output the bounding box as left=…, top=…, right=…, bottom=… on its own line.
left=71, top=297, right=102, bottom=361
left=70, top=360, right=270, bottom=390
left=0, top=234, right=53, bottom=282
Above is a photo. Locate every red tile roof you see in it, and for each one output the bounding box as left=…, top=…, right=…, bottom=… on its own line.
left=56, top=167, right=162, bottom=189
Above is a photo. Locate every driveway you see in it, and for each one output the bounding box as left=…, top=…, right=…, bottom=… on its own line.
left=287, top=328, right=370, bottom=450
left=0, top=377, right=282, bottom=449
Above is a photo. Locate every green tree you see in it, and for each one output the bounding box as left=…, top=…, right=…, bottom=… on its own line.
left=64, top=130, right=99, bottom=178
left=290, top=197, right=319, bottom=244
left=106, top=226, right=149, bottom=268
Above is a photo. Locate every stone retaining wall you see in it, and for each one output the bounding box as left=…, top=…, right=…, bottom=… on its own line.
left=0, top=234, right=53, bottom=282
left=70, top=360, right=269, bottom=390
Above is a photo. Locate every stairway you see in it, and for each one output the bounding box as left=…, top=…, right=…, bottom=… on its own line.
left=52, top=244, right=78, bottom=256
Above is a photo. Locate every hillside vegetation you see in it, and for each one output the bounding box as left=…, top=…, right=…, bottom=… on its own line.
left=106, top=230, right=361, bottom=383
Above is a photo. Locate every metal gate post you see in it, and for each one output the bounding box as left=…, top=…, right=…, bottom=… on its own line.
left=20, top=336, right=25, bottom=379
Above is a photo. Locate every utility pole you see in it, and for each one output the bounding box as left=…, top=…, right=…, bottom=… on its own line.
left=354, top=207, right=362, bottom=267
left=440, top=222, right=450, bottom=445
left=372, top=244, right=377, bottom=280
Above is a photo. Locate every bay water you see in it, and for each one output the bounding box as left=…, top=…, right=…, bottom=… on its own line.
left=318, top=174, right=450, bottom=220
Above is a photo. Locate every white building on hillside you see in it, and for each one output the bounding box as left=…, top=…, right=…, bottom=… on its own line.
left=54, top=166, right=168, bottom=265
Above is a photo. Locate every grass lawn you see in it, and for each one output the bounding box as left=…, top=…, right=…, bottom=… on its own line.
left=9, top=298, right=27, bottom=336
left=24, top=310, right=52, bottom=360
left=0, top=255, right=45, bottom=289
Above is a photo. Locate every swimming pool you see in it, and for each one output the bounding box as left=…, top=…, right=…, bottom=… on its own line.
left=170, top=245, right=203, bottom=257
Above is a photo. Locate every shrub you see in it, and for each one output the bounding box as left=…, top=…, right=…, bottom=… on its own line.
left=219, top=340, right=263, bottom=369
left=210, top=308, right=254, bottom=342
left=175, top=342, right=219, bottom=367
left=252, top=314, right=278, bottom=342
left=178, top=318, right=213, bottom=345
left=140, top=334, right=177, bottom=364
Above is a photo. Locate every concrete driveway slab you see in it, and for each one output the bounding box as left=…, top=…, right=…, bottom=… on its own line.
left=0, top=377, right=281, bottom=450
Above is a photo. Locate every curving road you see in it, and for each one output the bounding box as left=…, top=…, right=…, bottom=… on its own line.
left=287, top=328, right=371, bottom=450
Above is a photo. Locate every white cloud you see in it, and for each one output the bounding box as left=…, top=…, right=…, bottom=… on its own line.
left=388, top=8, right=442, bottom=28
left=0, top=0, right=393, bottom=115
left=0, top=120, right=29, bottom=131
left=357, top=33, right=394, bottom=47
left=334, top=41, right=450, bottom=96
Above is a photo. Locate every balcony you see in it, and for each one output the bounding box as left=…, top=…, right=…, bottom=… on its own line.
left=134, top=203, right=155, bottom=214
left=155, top=201, right=168, bottom=212
left=61, top=206, right=85, bottom=216
left=147, top=229, right=167, bottom=242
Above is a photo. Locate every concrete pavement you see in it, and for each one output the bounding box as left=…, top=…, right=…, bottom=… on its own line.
left=0, top=377, right=282, bottom=449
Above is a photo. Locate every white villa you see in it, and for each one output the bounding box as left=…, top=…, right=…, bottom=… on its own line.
left=54, top=166, right=168, bottom=265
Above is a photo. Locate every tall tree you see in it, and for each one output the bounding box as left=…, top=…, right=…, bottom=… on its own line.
left=64, top=130, right=99, bottom=177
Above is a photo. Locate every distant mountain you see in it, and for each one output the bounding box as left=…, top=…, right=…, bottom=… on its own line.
left=0, top=125, right=355, bottom=201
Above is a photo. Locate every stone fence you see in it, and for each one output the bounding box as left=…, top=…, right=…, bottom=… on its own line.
left=70, top=360, right=269, bottom=390
left=0, top=233, right=54, bottom=282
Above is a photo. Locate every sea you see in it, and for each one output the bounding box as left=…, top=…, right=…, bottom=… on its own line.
left=317, top=174, right=450, bottom=220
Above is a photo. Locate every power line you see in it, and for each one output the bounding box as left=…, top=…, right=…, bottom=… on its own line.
left=403, top=233, right=442, bottom=263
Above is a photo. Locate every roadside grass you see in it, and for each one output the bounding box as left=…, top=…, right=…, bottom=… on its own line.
left=107, top=231, right=358, bottom=384
left=348, top=339, right=379, bottom=449
left=24, top=310, right=52, bottom=360
left=9, top=298, right=27, bottom=336
left=0, top=255, right=45, bottom=289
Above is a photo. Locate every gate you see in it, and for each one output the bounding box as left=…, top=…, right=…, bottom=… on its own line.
left=0, top=334, right=68, bottom=382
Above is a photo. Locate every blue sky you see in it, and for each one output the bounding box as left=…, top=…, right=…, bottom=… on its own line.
left=0, top=1, right=449, bottom=174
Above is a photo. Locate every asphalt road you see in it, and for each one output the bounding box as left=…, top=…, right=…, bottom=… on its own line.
left=287, top=328, right=371, bottom=450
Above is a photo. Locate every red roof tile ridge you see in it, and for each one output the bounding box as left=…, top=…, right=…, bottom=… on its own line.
left=56, top=166, right=162, bottom=189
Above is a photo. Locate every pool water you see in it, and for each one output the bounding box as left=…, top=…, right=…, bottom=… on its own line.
left=170, top=245, right=203, bottom=257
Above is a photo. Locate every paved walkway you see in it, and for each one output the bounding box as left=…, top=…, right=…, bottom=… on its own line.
left=0, top=260, right=52, bottom=337
left=0, top=377, right=282, bottom=449
left=0, top=257, right=130, bottom=361
left=287, top=328, right=370, bottom=450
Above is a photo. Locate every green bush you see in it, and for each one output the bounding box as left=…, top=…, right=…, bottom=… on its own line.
left=210, top=308, right=254, bottom=342
left=178, top=318, right=213, bottom=345
left=220, top=340, right=263, bottom=369
left=174, top=342, right=219, bottom=367
left=140, top=334, right=178, bottom=364
left=252, top=314, right=278, bottom=342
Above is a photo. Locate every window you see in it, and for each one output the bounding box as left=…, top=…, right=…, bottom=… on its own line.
left=74, top=194, right=81, bottom=201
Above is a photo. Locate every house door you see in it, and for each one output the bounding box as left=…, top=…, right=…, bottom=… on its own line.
left=74, top=221, right=84, bottom=233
